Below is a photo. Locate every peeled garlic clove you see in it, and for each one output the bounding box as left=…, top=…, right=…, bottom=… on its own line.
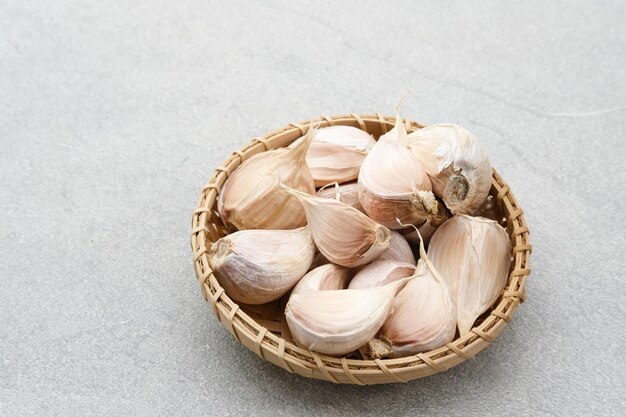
left=281, top=184, right=390, bottom=268
left=217, top=127, right=316, bottom=230
left=407, top=124, right=492, bottom=215
left=208, top=227, right=315, bottom=305
left=291, top=126, right=376, bottom=187
left=358, top=115, right=449, bottom=229
left=377, top=230, right=416, bottom=264
left=286, top=277, right=411, bottom=355
left=316, top=181, right=364, bottom=213
left=348, top=260, right=415, bottom=289
left=367, top=233, right=456, bottom=358
left=427, top=214, right=511, bottom=336
left=291, top=264, right=352, bottom=295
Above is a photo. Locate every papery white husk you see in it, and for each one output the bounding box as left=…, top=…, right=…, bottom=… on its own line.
left=291, top=263, right=352, bottom=295
left=285, top=277, right=411, bottom=355
left=217, top=127, right=315, bottom=230
left=348, top=260, right=415, bottom=289
left=316, top=181, right=364, bottom=213
left=407, top=124, right=492, bottom=215
left=282, top=184, right=390, bottom=267
left=291, top=126, right=376, bottom=187
left=367, top=230, right=456, bottom=358
left=427, top=214, right=512, bottom=335
left=377, top=230, right=416, bottom=264
left=358, top=115, right=448, bottom=229
left=208, top=227, right=315, bottom=305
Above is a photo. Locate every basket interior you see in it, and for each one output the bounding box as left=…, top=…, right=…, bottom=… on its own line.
left=191, top=114, right=531, bottom=384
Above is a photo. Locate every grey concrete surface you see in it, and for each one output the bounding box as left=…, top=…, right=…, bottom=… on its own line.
left=1, top=1, right=625, bottom=416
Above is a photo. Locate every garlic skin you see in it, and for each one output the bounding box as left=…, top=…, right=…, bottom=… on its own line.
left=407, top=124, right=492, bottom=215
left=217, top=127, right=315, bottom=231
left=291, top=264, right=352, bottom=295
left=286, top=278, right=411, bottom=355
left=377, top=230, right=416, bottom=264
left=427, top=214, right=511, bottom=336
left=358, top=115, right=448, bottom=229
left=208, top=227, right=315, bottom=305
left=316, top=181, right=364, bottom=213
left=292, top=126, right=376, bottom=187
left=398, top=218, right=440, bottom=246
left=348, top=260, right=415, bottom=289
left=308, top=251, right=330, bottom=271
left=281, top=184, right=390, bottom=268
left=368, top=234, right=456, bottom=358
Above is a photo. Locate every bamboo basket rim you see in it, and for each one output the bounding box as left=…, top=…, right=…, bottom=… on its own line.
left=190, top=113, right=532, bottom=385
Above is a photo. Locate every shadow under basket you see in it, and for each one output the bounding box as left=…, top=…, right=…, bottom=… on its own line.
left=190, top=114, right=532, bottom=385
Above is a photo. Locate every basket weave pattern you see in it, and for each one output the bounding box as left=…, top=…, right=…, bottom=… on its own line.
left=190, top=114, right=532, bottom=384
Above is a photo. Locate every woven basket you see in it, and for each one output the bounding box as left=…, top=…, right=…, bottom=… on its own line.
left=190, top=114, right=532, bottom=385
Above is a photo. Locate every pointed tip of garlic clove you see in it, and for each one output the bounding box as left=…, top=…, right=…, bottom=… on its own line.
left=377, top=230, right=416, bottom=264
left=286, top=183, right=391, bottom=268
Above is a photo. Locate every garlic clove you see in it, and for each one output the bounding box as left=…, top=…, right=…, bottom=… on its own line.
left=398, top=217, right=441, bottom=246
left=308, top=251, right=330, bottom=271
left=291, top=263, right=352, bottom=295
left=217, top=126, right=316, bottom=231
left=316, top=181, right=364, bottom=213
left=281, top=184, right=390, bottom=268
left=291, top=126, right=376, bottom=187
left=427, top=214, right=511, bottom=336
left=285, top=277, right=412, bottom=356
left=407, top=124, right=492, bottom=215
left=208, top=226, right=315, bottom=305
left=366, top=228, right=456, bottom=358
left=348, top=260, right=415, bottom=289
left=377, top=230, right=416, bottom=264
left=358, top=115, right=449, bottom=229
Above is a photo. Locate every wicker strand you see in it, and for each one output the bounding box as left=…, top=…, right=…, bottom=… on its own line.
left=446, top=343, right=474, bottom=360
left=252, top=137, right=272, bottom=151
left=254, top=328, right=268, bottom=360
left=374, top=359, right=407, bottom=383
left=311, top=352, right=339, bottom=384
left=289, top=123, right=307, bottom=136
left=350, top=113, right=366, bottom=130
left=277, top=339, right=294, bottom=374
left=417, top=353, right=447, bottom=373
left=341, top=358, right=366, bottom=386
left=472, top=328, right=496, bottom=343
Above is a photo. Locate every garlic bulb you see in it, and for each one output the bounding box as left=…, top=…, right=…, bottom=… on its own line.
left=316, top=181, right=364, bottom=213
left=348, top=260, right=415, bottom=289
left=217, top=127, right=315, bottom=231
left=281, top=184, right=390, bottom=268
left=291, top=126, right=376, bottom=187
left=407, top=124, right=491, bottom=215
left=427, top=214, right=511, bottom=335
left=291, top=264, right=352, bottom=295
left=358, top=115, right=449, bottom=229
left=377, top=230, right=416, bottom=264
left=208, top=227, right=315, bottom=305
left=286, top=277, right=411, bottom=355
left=366, top=229, right=456, bottom=358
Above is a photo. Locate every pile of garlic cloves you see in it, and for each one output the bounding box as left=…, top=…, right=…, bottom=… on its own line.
left=209, top=115, right=512, bottom=358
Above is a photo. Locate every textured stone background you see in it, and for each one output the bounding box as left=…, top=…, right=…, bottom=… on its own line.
left=1, top=1, right=625, bottom=416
